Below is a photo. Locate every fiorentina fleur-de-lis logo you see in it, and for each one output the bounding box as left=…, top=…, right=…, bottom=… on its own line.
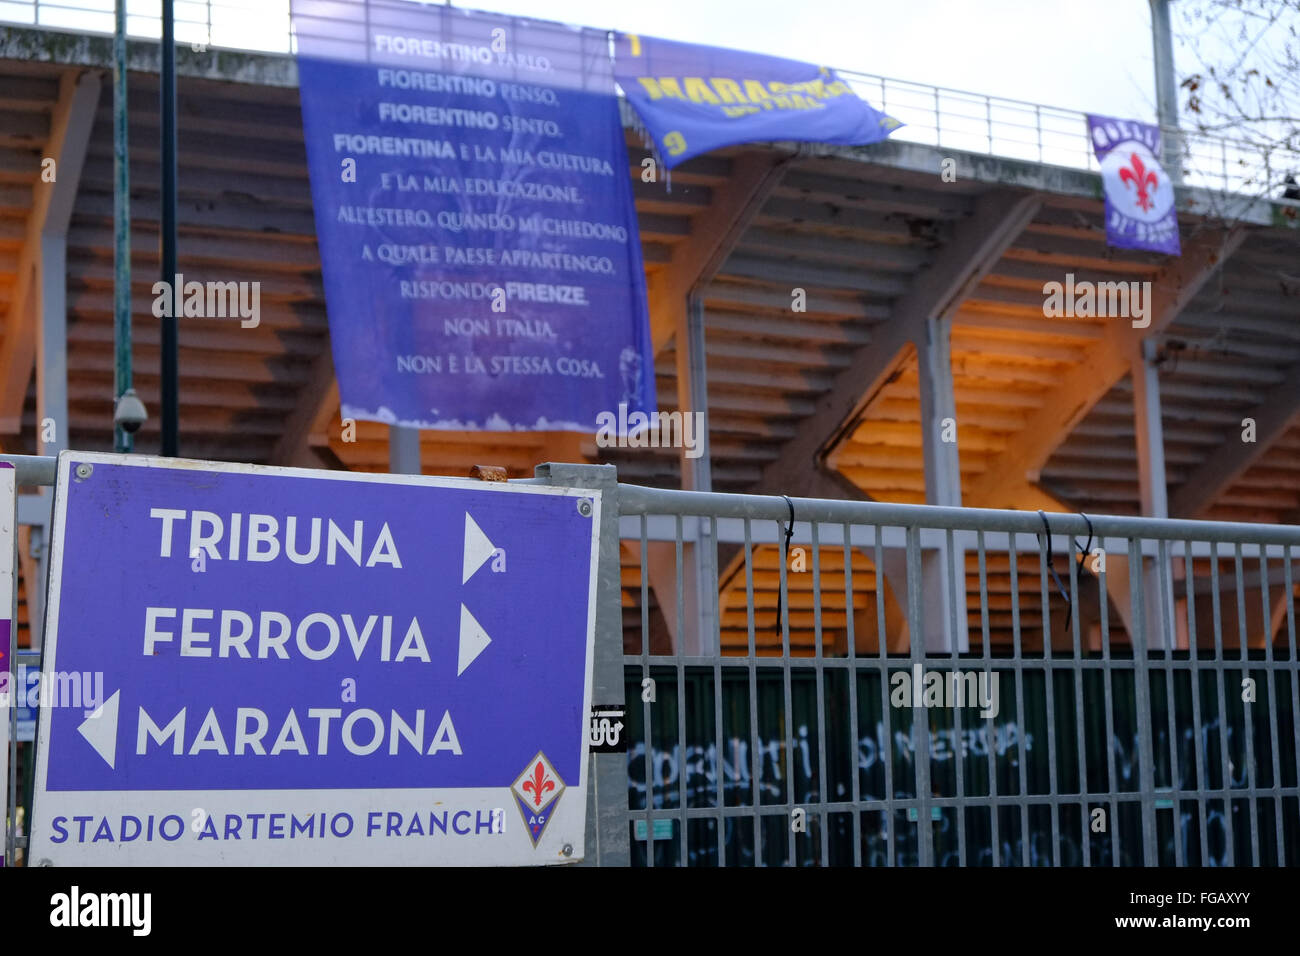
left=511, top=751, right=566, bottom=847
left=1118, top=152, right=1159, bottom=212
left=522, top=760, right=554, bottom=807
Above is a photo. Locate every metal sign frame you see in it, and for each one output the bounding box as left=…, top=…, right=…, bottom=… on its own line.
left=29, top=451, right=601, bottom=866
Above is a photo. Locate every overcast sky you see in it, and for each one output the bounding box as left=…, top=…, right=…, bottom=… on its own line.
left=459, top=0, right=1179, bottom=123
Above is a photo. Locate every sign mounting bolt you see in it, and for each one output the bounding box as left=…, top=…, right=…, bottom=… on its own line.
left=74, top=463, right=93, bottom=481
left=577, top=499, right=592, bottom=517
left=562, top=843, right=573, bottom=857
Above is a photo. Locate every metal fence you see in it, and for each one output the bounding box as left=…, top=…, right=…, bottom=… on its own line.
left=578, top=475, right=1300, bottom=867
left=5, top=454, right=1300, bottom=866
left=3, top=0, right=1298, bottom=197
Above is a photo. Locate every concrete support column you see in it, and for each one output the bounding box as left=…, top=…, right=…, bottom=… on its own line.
left=915, top=315, right=966, bottom=651
left=1132, top=339, right=1176, bottom=649
left=672, top=295, right=716, bottom=656
left=918, top=315, right=962, bottom=509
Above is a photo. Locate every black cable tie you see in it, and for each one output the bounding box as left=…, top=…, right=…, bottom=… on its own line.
left=1073, top=512, right=1094, bottom=572
left=776, top=495, right=796, bottom=639
left=1037, top=510, right=1071, bottom=640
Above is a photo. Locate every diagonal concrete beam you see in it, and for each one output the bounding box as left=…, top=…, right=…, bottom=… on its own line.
left=964, top=225, right=1249, bottom=508
left=1169, top=360, right=1300, bottom=517
left=648, top=151, right=792, bottom=354
left=751, top=189, right=1042, bottom=498
left=0, top=69, right=102, bottom=433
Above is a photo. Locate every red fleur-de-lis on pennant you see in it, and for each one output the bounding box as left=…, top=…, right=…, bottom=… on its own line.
left=1118, top=152, right=1160, bottom=212
left=522, top=761, right=554, bottom=807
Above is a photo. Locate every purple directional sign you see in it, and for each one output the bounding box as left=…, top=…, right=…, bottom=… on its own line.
left=29, top=453, right=599, bottom=866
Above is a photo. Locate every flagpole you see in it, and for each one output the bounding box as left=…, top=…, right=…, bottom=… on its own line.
left=1149, top=0, right=1183, bottom=185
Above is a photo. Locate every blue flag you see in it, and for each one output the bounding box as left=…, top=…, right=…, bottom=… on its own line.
left=292, top=1, right=656, bottom=431
left=1087, top=113, right=1181, bottom=256
left=614, top=33, right=901, bottom=168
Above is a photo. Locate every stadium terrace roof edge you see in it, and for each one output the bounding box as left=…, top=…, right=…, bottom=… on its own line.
left=0, top=23, right=1288, bottom=227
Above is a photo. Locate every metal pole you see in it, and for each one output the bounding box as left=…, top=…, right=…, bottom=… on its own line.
left=1149, top=0, right=1183, bottom=183
left=388, top=426, right=421, bottom=474
left=160, top=0, right=180, bottom=456
left=113, top=0, right=133, bottom=453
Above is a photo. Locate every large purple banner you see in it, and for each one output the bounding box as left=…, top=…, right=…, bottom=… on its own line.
left=292, top=1, right=656, bottom=431
left=1087, top=114, right=1181, bottom=256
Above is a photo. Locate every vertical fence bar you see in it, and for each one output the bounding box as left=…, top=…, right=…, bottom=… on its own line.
left=1286, top=548, right=1300, bottom=848
left=1128, top=537, right=1159, bottom=866
left=1098, top=538, right=1118, bottom=865
left=744, top=519, right=761, bottom=864
left=674, top=514, right=688, bottom=866
left=874, top=531, right=895, bottom=866
left=711, top=515, right=725, bottom=867
left=1037, top=528, right=1061, bottom=864
left=811, top=522, right=829, bottom=867
left=640, top=515, right=654, bottom=867
left=1158, top=539, right=1183, bottom=865
left=1258, top=551, right=1283, bottom=865
left=977, top=531, right=999, bottom=866
left=844, top=523, right=862, bottom=867
left=1185, top=540, right=1209, bottom=865
left=779, top=517, right=795, bottom=866
left=906, top=525, right=933, bottom=865
left=1233, top=543, right=1260, bottom=864
left=1009, top=540, right=1029, bottom=866
left=1069, top=527, right=1088, bottom=866
left=946, top=528, right=966, bottom=865
left=1208, top=541, right=1236, bottom=865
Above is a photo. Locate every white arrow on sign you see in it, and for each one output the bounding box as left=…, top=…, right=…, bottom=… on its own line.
left=77, top=689, right=120, bottom=769
left=462, top=512, right=496, bottom=584
left=458, top=604, right=491, bottom=676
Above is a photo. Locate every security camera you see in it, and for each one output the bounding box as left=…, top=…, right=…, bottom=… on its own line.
left=113, top=388, right=148, bottom=435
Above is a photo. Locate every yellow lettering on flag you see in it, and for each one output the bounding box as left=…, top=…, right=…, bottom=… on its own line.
left=710, top=78, right=747, bottom=103
left=683, top=77, right=721, bottom=104
left=638, top=77, right=687, bottom=100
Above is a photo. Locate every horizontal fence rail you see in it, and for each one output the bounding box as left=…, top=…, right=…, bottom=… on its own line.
left=2, top=1, right=1298, bottom=198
